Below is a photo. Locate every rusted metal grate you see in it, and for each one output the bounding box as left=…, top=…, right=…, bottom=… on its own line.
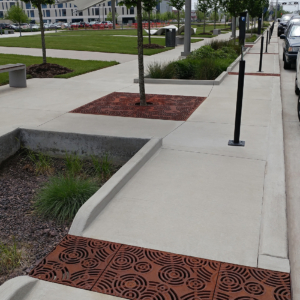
left=30, top=235, right=291, bottom=300
left=70, top=92, right=206, bottom=121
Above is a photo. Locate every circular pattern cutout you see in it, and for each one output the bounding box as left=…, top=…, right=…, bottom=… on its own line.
left=274, top=286, right=291, bottom=300
left=115, top=274, right=147, bottom=295
left=186, top=278, right=206, bottom=291
left=81, top=258, right=100, bottom=269
left=218, top=271, right=245, bottom=292
left=158, top=265, right=190, bottom=285
left=184, top=257, right=207, bottom=268
left=59, top=247, right=89, bottom=264
left=134, top=262, right=152, bottom=273
left=244, top=282, right=264, bottom=295
left=88, top=240, right=109, bottom=249
left=111, top=252, right=138, bottom=270
left=156, top=284, right=170, bottom=293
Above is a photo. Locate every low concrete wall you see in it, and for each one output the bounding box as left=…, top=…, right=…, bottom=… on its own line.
left=20, top=129, right=149, bottom=165
left=0, top=129, right=20, bottom=165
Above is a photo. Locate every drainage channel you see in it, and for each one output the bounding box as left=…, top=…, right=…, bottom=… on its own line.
left=29, top=235, right=291, bottom=300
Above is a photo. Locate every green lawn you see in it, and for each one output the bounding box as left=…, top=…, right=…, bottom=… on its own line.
left=0, top=34, right=203, bottom=55
left=0, top=54, right=118, bottom=86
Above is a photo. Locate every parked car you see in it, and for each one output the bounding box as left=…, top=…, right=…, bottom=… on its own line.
left=0, top=23, right=11, bottom=29
left=89, top=21, right=99, bottom=26
left=278, top=14, right=298, bottom=36
left=284, top=18, right=300, bottom=34
left=281, top=23, right=300, bottom=69
left=101, top=21, right=112, bottom=28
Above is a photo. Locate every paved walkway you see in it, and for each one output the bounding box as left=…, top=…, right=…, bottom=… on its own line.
left=0, top=46, right=138, bottom=63
left=0, top=27, right=293, bottom=299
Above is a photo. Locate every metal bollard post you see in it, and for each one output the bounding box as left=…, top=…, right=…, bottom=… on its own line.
left=265, top=31, right=268, bottom=53
left=228, top=59, right=246, bottom=147
left=259, top=36, right=264, bottom=72
left=269, top=29, right=271, bottom=43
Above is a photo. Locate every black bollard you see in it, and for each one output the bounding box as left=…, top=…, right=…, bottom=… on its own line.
left=259, top=36, right=264, bottom=72
left=228, top=60, right=246, bottom=147
left=269, top=29, right=271, bottom=43
left=265, top=31, right=268, bottom=53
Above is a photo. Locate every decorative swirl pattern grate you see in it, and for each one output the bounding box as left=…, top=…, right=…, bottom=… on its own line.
left=70, top=92, right=206, bottom=121
left=29, top=235, right=291, bottom=300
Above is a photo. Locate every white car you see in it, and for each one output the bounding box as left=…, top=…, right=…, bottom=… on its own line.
left=295, top=51, right=300, bottom=120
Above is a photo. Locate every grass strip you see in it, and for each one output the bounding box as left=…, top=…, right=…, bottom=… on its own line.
left=0, top=54, right=118, bottom=86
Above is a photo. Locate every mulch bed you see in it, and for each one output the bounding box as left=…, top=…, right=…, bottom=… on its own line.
left=27, top=63, right=73, bottom=78
left=0, top=150, right=119, bottom=285
left=70, top=92, right=206, bottom=121
left=143, top=43, right=165, bottom=49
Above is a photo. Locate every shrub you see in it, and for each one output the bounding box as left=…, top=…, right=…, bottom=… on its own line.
left=189, top=45, right=237, bottom=59
left=0, top=238, right=21, bottom=275
left=147, top=61, right=176, bottom=79
left=34, top=175, right=99, bottom=222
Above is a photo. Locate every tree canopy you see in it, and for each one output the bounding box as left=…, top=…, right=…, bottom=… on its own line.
left=5, top=2, right=29, bottom=24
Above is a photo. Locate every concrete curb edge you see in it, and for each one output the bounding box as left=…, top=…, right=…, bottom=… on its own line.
left=69, top=137, right=162, bottom=236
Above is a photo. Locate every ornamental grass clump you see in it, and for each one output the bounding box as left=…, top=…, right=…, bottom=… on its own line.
left=34, top=175, right=99, bottom=222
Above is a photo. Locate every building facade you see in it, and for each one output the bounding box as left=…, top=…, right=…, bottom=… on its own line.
left=0, top=0, right=138, bottom=24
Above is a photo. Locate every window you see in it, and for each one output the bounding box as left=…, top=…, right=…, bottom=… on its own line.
left=42, top=4, right=47, bottom=8
left=88, top=8, right=90, bottom=15
left=9, top=2, right=15, bottom=7
left=122, top=7, right=124, bottom=14
left=70, top=3, right=71, bottom=7
left=30, top=10, right=34, bottom=17
left=95, top=8, right=99, bottom=15
left=55, top=9, right=57, bottom=17
left=0, top=11, right=3, bottom=18
left=46, top=10, right=50, bottom=17
left=43, top=10, right=45, bottom=17
left=58, top=3, right=63, bottom=8
left=65, top=3, right=67, bottom=7
left=108, top=1, right=111, bottom=6
left=105, top=8, right=107, bottom=15
left=130, top=7, right=134, bottom=14
left=92, top=8, right=94, bottom=15
left=290, top=25, right=300, bottom=37
left=59, top=9, right=61, bottom=16
left=25, top=2, right=31, bottom=9
left=62, top=9, right=66, bottom=16
left=79, top=11, right=82, bottom=16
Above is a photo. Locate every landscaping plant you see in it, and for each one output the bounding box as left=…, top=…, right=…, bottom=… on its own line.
left=0, top=238, right=21, bottom=276
left=34, top=175, right=99, bottom=222
left=65, top=153, right=84, bottom=176
left=91, top=153, right=114, bottom=179
left=26, top=149, right=53, bottom=175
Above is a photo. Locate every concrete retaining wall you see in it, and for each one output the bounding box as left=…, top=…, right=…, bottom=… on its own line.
left=20, top=129, right=149, bottom=165
left=0, top=129, right=20, bottom=165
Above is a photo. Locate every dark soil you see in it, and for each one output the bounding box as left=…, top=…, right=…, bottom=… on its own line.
left=0, top=150, right=120, bottom=285
left=143, top=43, right=165, bottom=49
left=26, top=63, right=73, bottom=78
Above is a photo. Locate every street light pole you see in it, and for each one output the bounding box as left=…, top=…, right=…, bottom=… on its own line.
left=181, top=0, right=191, bottom=56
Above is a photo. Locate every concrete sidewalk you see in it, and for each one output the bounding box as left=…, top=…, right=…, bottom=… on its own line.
left=0, top=28, right=291, bottom=299
left=0, top=46, right=138, bottom=63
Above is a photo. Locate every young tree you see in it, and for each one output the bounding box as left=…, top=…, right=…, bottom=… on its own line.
left=211, top=0, right=220, bottom=28
left=246, top=0, right=262, bottom=35
left=143, top=0, right=157, bottom=44
left=220, top=0, right=248, bottom=41
left=22, top=0, right=55, bottom=63
left=119, top=0, right=150, bottom=105
left=168, top=0, right=185, bottom=32
left=5, top=1, right=29, bottom=37
left=197, top=0, right=211, bottom=33
left=106, top=11, right=119, bottom=22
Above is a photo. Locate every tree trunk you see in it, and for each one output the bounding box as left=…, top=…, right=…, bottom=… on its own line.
left=203, top=15, right=205, bottom=33
left=37, top=4, right=47, bottom=64
left=19, top=22, right=21, bottom=37
left=251, top=17, right=253, bottom=35
left=137, top=0, right=146, bottom=106
left=148, top=11, right=151, bottom=44
left=232, top=16, right=236, bottom=44
left=214, top=7, right=216, bottom=29
left=177, top=10, right=180, bottom=34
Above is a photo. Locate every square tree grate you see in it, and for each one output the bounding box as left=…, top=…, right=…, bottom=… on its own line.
left=70, top=92, right=206, bottom=121
left=30, top=235, right=291, bottom=300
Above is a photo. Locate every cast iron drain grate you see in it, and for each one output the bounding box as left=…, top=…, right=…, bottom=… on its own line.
left=30, top=235, right=291, bottom=300
left=70, top=92, right=206, bottom=121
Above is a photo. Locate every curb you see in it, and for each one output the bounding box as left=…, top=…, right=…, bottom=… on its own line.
left=69, top=138, right=162, bottom=236
left=0, top=276, right=38, bottom=300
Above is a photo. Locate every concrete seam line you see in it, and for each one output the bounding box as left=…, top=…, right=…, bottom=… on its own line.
left=0, top=276, right=38, bottom=300
left=69, top=138, right=162, bottom=236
